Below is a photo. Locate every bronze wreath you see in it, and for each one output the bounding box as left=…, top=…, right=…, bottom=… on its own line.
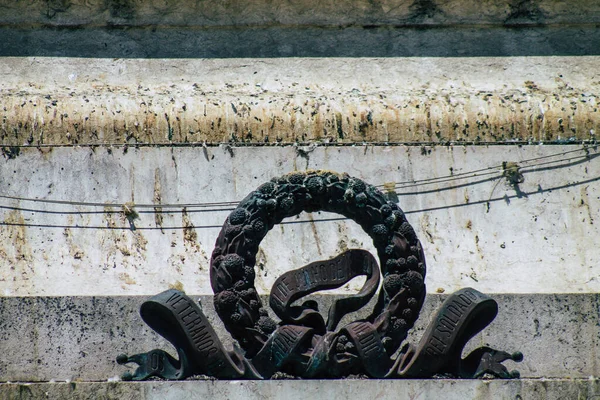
left=119, top=170, right=521, bottom=381
left=210, top=170, right=426, bottom=374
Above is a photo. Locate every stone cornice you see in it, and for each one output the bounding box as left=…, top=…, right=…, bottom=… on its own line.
left=1, top=57, right=598, bottom=146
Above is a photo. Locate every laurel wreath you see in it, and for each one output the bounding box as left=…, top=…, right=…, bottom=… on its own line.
left=210, top=170, right=426, bottom=360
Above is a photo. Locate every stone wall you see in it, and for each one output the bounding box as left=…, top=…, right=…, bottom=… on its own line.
left=2, top=0, right=599, bottom=27
left=1, top=0, right=599, bottom=393
left=0, top=145, right=598, bottom=296
left=0, top=0, right=599, bottom=57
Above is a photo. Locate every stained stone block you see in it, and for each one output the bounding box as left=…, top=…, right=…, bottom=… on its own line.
left=0, top=294, right=598, bottom=381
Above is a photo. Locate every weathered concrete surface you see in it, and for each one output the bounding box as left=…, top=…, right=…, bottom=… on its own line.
left=1, top=0, right=599, bottom=27
left=2, top=26, right=600, bottom=58
left=2, top=379, right=600, bottom=400
left=0, top=145, right=598, bottom=296
left=0, top=294, right=597, bottom=381
left=1, top=57, right=599, bottom=145
left=1, top=1, right=599, bottom=57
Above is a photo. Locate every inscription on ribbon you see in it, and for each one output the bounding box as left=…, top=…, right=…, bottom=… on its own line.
left=424, top=289, right=479, bottom=356
left=271, top=251, right=353, bottom=310
left=164, top=291, right=225, bottom=373
left=270, top=249, right=378, bottom=323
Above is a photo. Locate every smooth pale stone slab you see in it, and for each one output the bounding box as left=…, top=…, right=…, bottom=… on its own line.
left=1, top=145, right=598, bottom=296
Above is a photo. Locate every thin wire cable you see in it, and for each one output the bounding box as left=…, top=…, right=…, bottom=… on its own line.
left=1, top=140, right=597, bottom=149
left=520, top=154, right=594, bottom=171
left=391, top=152, right=596, bottom=192
left=390, top=170, right=500, bottom=191
left=0, top=216, right=349, bottom=230
left=375, top=146, right=594, bottom=189
left=0, top=146, right=595, bottom=209
left=4, top=170, right=600, bottom=230
left=0, top=194, right=238, bottom=208
left=2, top=158, right=599, bottom=230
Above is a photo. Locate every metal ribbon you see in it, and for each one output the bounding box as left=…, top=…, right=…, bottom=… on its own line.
left=393, top=287, right=522, bottom=378
left=252, top=325, right=315, bottom=378
left=269, top=249, right=380, bottom=333
left=342, top=321, right=391, bottom=378
left=119, top=280, right=522, bottom=379
left=117, top=289, right=260, bottom=380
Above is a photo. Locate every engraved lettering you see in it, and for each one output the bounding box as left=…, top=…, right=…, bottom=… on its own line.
left=425, top=346, right=440, bottom=356
left=446, top=304, right=463, bottom=322
left=272, top=281, right=290, bottom=305
left=321, top=263, right=329, bottom=282
left=272, top=328, right=300, bottom=362
left=295, top=271, right=305, bottom=290
left=359, top=332, right=379, bottom=355
left=337, top=262, right=345, bottom=280
left=177, top=304, right=192, bottom=315
left=189, top=324, right=210, bottom=342
left=151, top=352, right=163, bottom=371
left=312, top=265, right=319, bottom=283
left=453, top=297, right=470, bottom=312
left=278, top=281, right=290, bottom=296
left=196, top=337, right=214, bottom=352
left=169, top=296, right=188, bottom=309
left=303, top=270, right=311, bottom=287
left=432, top=331, right=449, bottom=345
left=436, top=318, right=454, bottom=337
left=464, top=289, right=478, bottom=301
left=184, top=315, right=203, bottom=329
left=271, top=287, right=285, bottom=307
left=282, top=276, right=294, bottom=292
left=458, top=293, right=474, bottom=307
left=354, top=323, right=370, bottom=335
left=427, top=335, right=446, bottom=354
left=181, top=310, right=198, bottom=324
left=166, top=292, right=181, bottom=304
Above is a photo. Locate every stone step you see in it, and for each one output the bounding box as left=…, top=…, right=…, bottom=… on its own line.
left=0, top=293, right=597, bottom=382
left=1, top=379, right=599, bottom=400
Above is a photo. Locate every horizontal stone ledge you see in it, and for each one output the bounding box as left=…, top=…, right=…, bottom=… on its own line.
left=0, top=294, right=597, bottom=382
left=1, top=0, right=599, bottom=28
left=1, top=57, right=599, bottom=146
left=1, top=379, right=600, bottom=400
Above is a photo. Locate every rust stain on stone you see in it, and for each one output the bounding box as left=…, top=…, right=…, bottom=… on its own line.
left=474, top=234, right=484, bottom=260
left=0, top=210, right=34, bottom=281
left=103, top=209, right=130, bottom=257
left=182, top=208, right=201, bottom=253
left=169, top=280, right=184, bottom=291
left=153, top=168, right=164, bottom=232
left=580, top=185, right=595, bottom=225
left=63, top=224, right=85, bottom=262
left=307, top=214, right=323, bottom=256
left=101, top=206, right=147, bottom=261
left=419, top=214, right=435, bottom=245
left=132, top=229, right=148, bottom=255
left=118, top=272, right=136, bottom=285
